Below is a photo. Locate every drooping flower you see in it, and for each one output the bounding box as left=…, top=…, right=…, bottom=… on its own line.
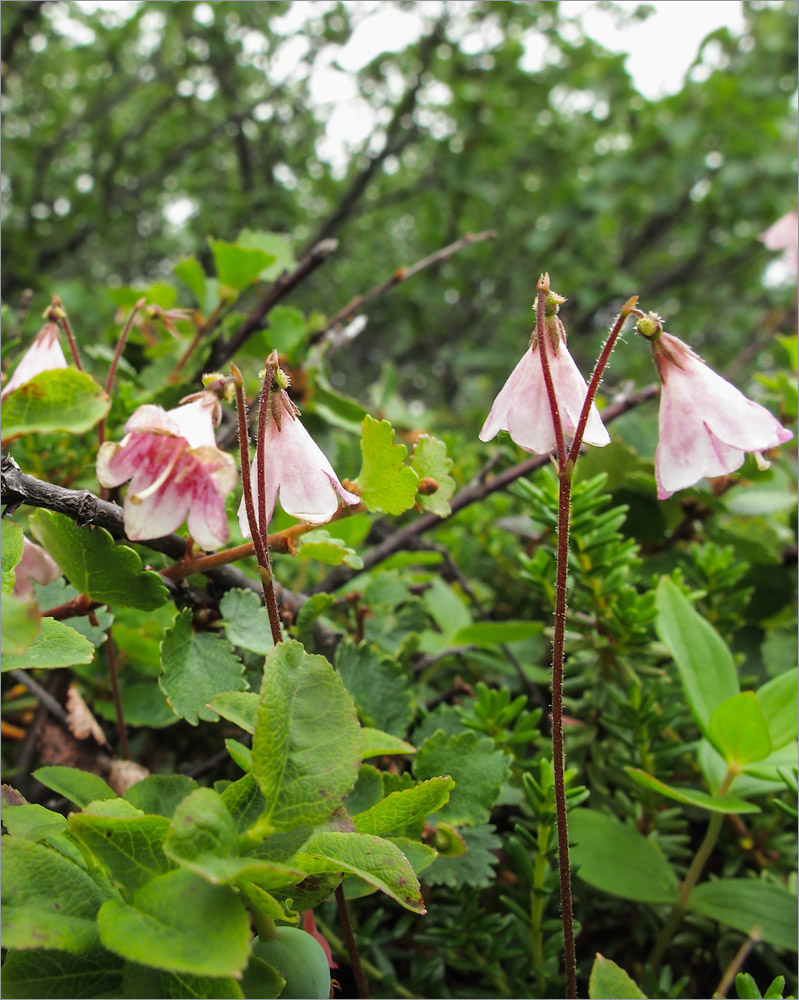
left=1, top=322, right=68, bottom=399
left=638, top=315, right=793, bottom=499
left=13, top=537, right=61, bottom=599
left=760, top=210, right=798, bottom=275
left=97, top=391, right=237, bottom=550
left=238, top=387, right=359, bottom=537
left=479, top=318, right=610, bottom=455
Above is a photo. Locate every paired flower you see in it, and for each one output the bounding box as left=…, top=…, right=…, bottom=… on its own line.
left=479, top=305, right=609, bottom=455
left=97, top=391, right=237, bottom=550
left=1, top=321, right=68, bottom=400
left=638, top=315, right=793, bottom=499
left=238, top=382, right=359, bottom=537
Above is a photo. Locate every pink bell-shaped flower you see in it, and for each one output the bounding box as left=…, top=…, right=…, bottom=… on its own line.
left=639, top=317, right=793, bottom=499
left=97, top=391, right=237, bottom=550
left=760, top=210, right=798, bottom=275
left=13, top=537, right=62, bottom=599
left=238, top=388, right=359, bottom=536
left=1, top=322, right=68, bottom=400
left=479, top=323, right=610, bottom=455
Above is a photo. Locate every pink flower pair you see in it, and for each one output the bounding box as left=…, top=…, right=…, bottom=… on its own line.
left=480, top=307, right=792, bottom=499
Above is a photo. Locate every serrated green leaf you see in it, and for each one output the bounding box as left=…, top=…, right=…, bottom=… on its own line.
left=689, top=879, right=798, bottom=952
left=251, top=641, right=361, bottom=834
left=1, top=947, right=123, bottom=999
left=173, top=255, right=207, bottom=309
left=588, top=955, right=648, bottom=999
left=655, top=577, right=738, bottom=739
left=1, top=368, right=109, bottom=443
left=69, top=813, right=175, bottom=894
left=2, top=836, right=115, bottom=952
left=2, top=521, right=24, bottom=592
left=33, top=766, right=116, bottom=808
left=296, top=831, right=425, bottom=913
left=293, top=592, right=336, bottom=648
left=709, top=692, right=772, bottom=767
left=757, top=669, right=798, bottom=748
left=625, top=768, right=760, bottom=814
left=1, top=615, right=93, bottom=671
left=345, top=764, right=384, bottom=816
left=353, top=777, right=454, bottom=837
left=220, top=772, right=266, bottom=834
left=94, top=680, right=177, bottom=729
left=410, top=434, right=456, bottom=517
left=30, top=510, right=168, bottom=611
left=160, top=608, right=247, bottom=725
left=452, top=621, right=545, bottom=645
left=414, top=730, right=509, bottom=826
left=219, top=588, right=274, bottom=655
left=124, top=775, right=198, bottom=818
left=209, top=239, right=274, bottom=292
left=386, top=836, right=437, bottom=875
left=163, top=788, right=305, bottom=888
left=569, top=809, right=679, bottom=904
left=264, top=305, right=308, bottom=354
left=208, top=690, right=258, bottom=733
left=356, top=415, right=419, bottom=515
left=97, top=869, right=251, bottom=977
left=361, top=728, right=416, bottom=758
left=423, top=824, right=499, bottom=889
left=299, top=529, right=363, bottom=569
left=2, top=592, right=42, bottom=656
left=335, top=639, right=413, bottom=737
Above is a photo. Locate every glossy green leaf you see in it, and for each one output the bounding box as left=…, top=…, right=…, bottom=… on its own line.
left=654, top=577, right=738, bottom=738
left=569, top=809, right=679, bottom=904
left=1, top=802, right=68, bottom=841
left=97, top=869, right=251, bottom=977
left=239, top=955, right=285, bottom=1000
left=208, top=690, right=258, bottom=733
left=757, top=669, right=798, bottom=748
left=219, top=588, right=274, bottom=656
left=33, top=766, right=116, bottom=809
left=293, top=592, right=337, bottom=648
left=209, top=238, right=274, bottom=292
left=410, top=434, right=456, bottom=517
left=625, top=768, right=759, bottom=813
left=353, top=777, right=454, bottom=837
left=264, top=304, right=308, bottom=354
left=355, top=415, right=419, bottom=515
left=708, top=692, right=772, bottom=767
left=0, top=947, right=123, bottom=999
left=1, top=368, right=109, bottom=443
left=30, top=510, right=168, bottom=611
left=689, top=879, right=798, bottom=951
left=361, top=728, right=416, bottom=758
left=296, top=831, right=425, bottom=913
left=413, top=730, right=509, bottom=826
left=2, top=836, right=116, bottom=953
left=2, top=521, right=25, bottom=592
left=123, top=775, right=198, bottom=818
left=159, top=608, right=247, bottom=725
left=335, top=639, right=413, bottom=737
left=588, top=954, right=648, bottom=999
left=69, top=813, right=175, bottom=894
left=299, top=529, right=363, bottom=569
left=251, top=641, right=361, bottom=834
left=237, top=229, right=296, bottom=281
left=452, top=621, right=545, bottom=645
left=1, top=616, right=93, bottom=671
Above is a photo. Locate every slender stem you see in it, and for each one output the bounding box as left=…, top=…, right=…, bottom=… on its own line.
left=8, top=669, right=69, bottom=725
left=648, top=809, right=726, bottom=969
left=714, top=928, right=762, bottom=999
left=535, top=275, right=568, bottom=470
left=567, top=296, right=639, bottom=463
left=169, top=300, right=227, bottom=380
left=552, top=471, right=577, bottom=998
left=254, top=366, right=284, bottom=647
left=335, top=884, right=371, bottom=999
left=105, top=621, right=130, bottom=760
left=51, top=297, right=83, bottom=371
left=232, top=366, right=282, bottom=646
left=98, top=297, right=145, bottom=449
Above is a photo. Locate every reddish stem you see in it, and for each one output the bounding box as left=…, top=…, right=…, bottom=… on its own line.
left=535, top=275, right=568, bottom=470
left=254, top=366, right=284, bottom=647
left=105, top=620, right=130, bottom=760
left=98, top=298, right=145, bottom=450
left=51, top=299, right=83, bottom=371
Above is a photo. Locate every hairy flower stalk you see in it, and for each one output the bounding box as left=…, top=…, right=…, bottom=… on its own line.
left=96, top=389, right=237, bottom=550
left=637, top=314, right=793, bottom=499
left=482, top=277, right=637, bottom=999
